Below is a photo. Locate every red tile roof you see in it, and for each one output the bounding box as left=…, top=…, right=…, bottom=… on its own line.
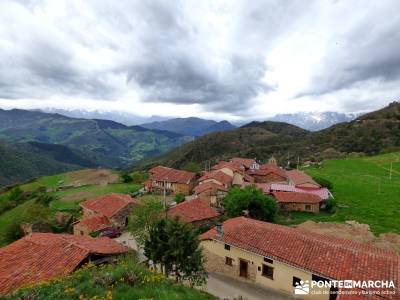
left=77, top=215, right=112, bottom=232
left=168, top=199, right=220, bottom=223
left=200, top=217, right=399, bottom=298
left=248, top=164, right=287, bottom=178
left=80, top=193, right=137, bottom=218
left=271, top=183, right=331, bottom=200
left=193, top=182, right=228, bottom=195
left=230, top=157, right=256, bottom=169
left=212, top=161, right=242, bottom=172
left=149, top=166, right=195, bottom=184
left=286, top=170, right=320, bottom=188
left=199, top=170, right=233, bottom=186
left=0, top=233, right=128, bottom=295
left=273, top=191, right=322, bottom=204
left=242, top=182, right=271, bottom=194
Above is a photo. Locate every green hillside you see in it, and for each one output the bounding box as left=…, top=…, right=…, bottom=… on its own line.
left=0, top=169, right=141, bottom=246
left=282, top=152, right=400, bottom=234
left=0, top=109, right=189, bottom=171
left=136, top=102, right=400, bottom=170
left=0, top=140, right=98, bottom=187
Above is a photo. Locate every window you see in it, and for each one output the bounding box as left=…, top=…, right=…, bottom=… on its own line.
left=224, top=244, right=230, bottom=250
left=264, top=257, right=273, bottom=264
left=293, top=276, right=302, bottom=287
left=312, top=274, right=330, bottom=284
left=305, top=204, right=311, bottom=210
left=262, top=264, right=274, bottom=279
left=225, top=257, right=233, bottom=266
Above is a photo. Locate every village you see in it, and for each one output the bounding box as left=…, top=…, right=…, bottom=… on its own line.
left=0, top=157, right=398, bottom=299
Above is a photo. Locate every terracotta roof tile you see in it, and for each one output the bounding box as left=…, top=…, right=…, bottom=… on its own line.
left=80, top=193, right=137, bottom=218
left=200, top=217, right=399, bottom=298
left=149, top=166, right=195, bottom=184
left=273, top=191, right=322, bottom=204
left=193, top=182, right=228, bottom=194
left=199, top=170, right=233, bottom=186
left=77, top=215, right=112, bottom=232
left=230, top=157, right=256, bottom=168
left=271, top=183, right=331, bottom=200
left=168, top=199, right=220, bottom=223
left=286, top=170, right=320, bottom=188
left=0, top=233, right=128, bottom=295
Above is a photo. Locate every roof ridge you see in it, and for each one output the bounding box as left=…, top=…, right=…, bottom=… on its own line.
left=227, top=217, right=397, bottom=257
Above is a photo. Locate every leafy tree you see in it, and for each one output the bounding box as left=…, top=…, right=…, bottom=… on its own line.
left=128, top=197, right=164, bottom=247
left=131, top=171, right=148, bottom=184
left=313, top=176, right=333, bottom=190
left=174, top=193, right=185, bottom=203
left=121, top=173, right=133, bottom=183
left=182, top=162, right=201, bottom=173
left=223, top=185, right=277, bottom=222
left=144, top=218, right=207, bottom=286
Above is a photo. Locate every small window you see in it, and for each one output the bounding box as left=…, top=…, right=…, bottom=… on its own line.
left=225, top=257, right=233, bottom=266
left=264, top=257, right=273, bottom=264
left=262, top=264, right=274, bottom=279
left=293, top=276, right=302, bottom=287
left=224, top=244, right=230, bottom=250
left=305, top=204, right=311, bottom=210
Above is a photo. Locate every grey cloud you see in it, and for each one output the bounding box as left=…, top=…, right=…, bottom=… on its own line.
left=298, top=2, right=400, bottom=98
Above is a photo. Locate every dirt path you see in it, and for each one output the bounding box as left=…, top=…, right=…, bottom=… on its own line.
left=296, top=220, right=400, bottom=253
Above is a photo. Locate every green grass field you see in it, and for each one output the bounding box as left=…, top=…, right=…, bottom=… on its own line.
left=0, top=169, right=143, bottom=246
left=281, top=152, right=400, bottom=234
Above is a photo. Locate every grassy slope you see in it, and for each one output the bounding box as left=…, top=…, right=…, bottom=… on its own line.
left=0, top=170, right=142, bottom=246
left=3, top=255, right=214, bottom=300
left=0, top=201, right=51, bottom=246
left=280, top=152, right=400, bottom=234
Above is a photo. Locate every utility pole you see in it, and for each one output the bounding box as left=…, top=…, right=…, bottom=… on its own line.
left=163, top=180, right=167, bottom=218
left=297, top=156, right=300, bottom=170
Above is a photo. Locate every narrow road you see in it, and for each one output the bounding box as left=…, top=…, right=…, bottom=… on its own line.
left=202, top=272, right=293, bottom=300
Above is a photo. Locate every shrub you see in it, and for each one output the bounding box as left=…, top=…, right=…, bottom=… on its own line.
left=174, top=193, right=185, bottom=203
left=121, top=173, right=133, bottom=183
left=313, top=176, right=333, bottom=190
left=325, top=198, right=337, bottom=213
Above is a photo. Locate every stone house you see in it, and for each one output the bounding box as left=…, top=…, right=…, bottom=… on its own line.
left=73, top=193, right=137, bottom=236
left=247, top=164, right=288, bottom=184
left=193, top=181, right=228, bottom=206
left=147, top=166, right=196, bottom=195
left=200, top=217, right=399, bottom=299
left=272, top=191, right=323, bottom=213
left=286, top=170, right=321, bottom=189
left=167, top=198, right=220, bottom=228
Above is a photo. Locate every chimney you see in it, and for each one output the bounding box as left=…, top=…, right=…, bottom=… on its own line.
left=215, top=222, right=224, bottom=238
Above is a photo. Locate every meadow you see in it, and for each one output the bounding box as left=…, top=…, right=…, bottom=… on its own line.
left=0, top=169, right=142, bottom=246
left=280, top=152, right=400, bottom=234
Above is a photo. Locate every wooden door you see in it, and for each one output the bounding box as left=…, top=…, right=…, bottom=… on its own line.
left=239, top=259, right=248, bottom=278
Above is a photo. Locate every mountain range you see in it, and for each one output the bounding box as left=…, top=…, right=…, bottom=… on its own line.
left=38, top=108, right=357, bottom=131
left=140, top=117, right=236, bottom=136
left=0, top=109, right=192, bottom=186
left=136, top=102, right=400, bottom=170
left=267, top=112, right=358, bottom=131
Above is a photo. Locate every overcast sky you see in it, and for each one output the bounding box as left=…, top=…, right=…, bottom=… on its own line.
left=0, top=0, right=399, bottom=121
